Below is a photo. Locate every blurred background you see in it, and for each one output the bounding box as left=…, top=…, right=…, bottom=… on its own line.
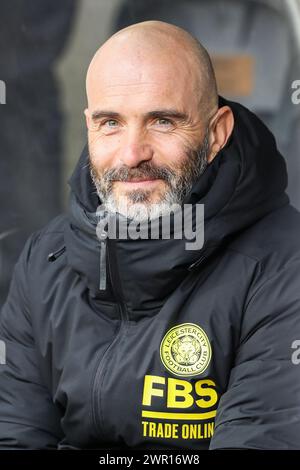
left=0, top=0, right=300, bottom=307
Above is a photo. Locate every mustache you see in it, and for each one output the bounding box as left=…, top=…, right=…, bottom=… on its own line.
left=101, top=161, right=177, bottom=183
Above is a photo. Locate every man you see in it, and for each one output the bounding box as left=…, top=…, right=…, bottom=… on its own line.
left=0, top=20, right=299, bottom=450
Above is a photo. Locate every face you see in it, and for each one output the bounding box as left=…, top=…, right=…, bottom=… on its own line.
left=85, top=38, right=213, bottom=220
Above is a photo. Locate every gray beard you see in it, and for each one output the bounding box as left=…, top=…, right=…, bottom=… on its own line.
left=90, top=129, right=210, bottom=222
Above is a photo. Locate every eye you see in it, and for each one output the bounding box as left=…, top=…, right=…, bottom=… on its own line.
left=157, top=118, right=172, bottom=126
left=99, top=119, right=120, bottom=134
left=153, top=118, right=175, bottom=131
left=104, top=119, right=119, bottom=128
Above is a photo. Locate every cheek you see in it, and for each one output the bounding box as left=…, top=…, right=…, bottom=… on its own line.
left=153, top=136, right=188, bottom=168
left=88, top=131, right=120, bottom=171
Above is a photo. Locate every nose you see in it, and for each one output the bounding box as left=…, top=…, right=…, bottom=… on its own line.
left=118, top=126, right=153, bottom=168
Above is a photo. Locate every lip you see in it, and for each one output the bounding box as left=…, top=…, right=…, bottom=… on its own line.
left=115, top=179, right=162, bottom=187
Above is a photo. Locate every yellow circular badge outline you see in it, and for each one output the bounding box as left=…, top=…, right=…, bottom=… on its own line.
left=160, top=322, right=212, bottom=377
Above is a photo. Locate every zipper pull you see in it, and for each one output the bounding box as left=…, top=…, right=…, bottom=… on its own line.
left=188, top=245, right=219, bottom=271
left=99, top=230, right=107, bottom=291
left=188, top=254, right=206, bottom=271
left=48, top=246, right=66, bottom=262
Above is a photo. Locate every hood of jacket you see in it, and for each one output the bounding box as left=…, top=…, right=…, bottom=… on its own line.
left=64, top=96, right=289, bottom=314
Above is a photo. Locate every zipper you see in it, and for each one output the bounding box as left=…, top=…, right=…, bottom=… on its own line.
left=92, top=236, right=129, bottom=440
left=98, top=229, right=107, bottom=291
left=48, top=246, right=66, bottom=262
left=188, top=254, right=207, bottom=271
left=187, top=244, right=220, bottom=271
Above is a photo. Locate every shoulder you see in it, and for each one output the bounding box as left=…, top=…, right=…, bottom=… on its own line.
left=19, top=213, right=68, bottom=270
left=226, top=204, right=300, bottom=338
left=227, top=203, right=300, bottom=272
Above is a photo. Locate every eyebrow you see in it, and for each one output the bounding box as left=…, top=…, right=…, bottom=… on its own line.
left=91, top=109, right=189, bottom=122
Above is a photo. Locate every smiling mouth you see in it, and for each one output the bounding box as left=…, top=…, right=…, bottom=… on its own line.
left=115, top=178, right=162, bottom=185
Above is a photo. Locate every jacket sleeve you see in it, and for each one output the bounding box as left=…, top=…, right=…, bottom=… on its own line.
left=0, top=234, right=63, bottom=449
left=210, top=260, right=300, bottom=450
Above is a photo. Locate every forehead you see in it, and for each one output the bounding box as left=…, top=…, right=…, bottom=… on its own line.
left=87, top=50, right=199, bottom=114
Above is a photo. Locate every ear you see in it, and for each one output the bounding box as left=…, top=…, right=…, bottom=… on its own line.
left=207, top=106, right=234, bottom=163
left=84, top=108, right=91, bottom=129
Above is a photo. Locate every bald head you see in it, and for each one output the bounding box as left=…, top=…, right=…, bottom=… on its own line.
left=86, top=20, right=218, bottom=117
left=85, top=21, right=234, bottom=220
